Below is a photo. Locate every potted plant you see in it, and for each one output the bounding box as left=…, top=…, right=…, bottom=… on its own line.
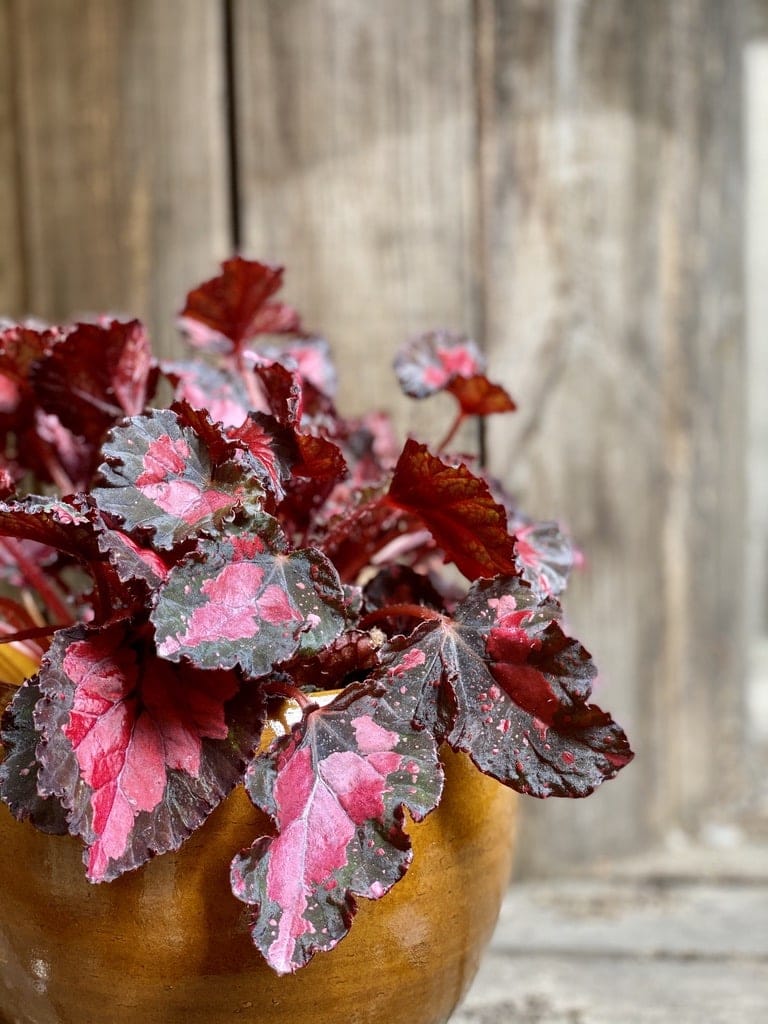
left=0, top=258, right=633, bottom=1024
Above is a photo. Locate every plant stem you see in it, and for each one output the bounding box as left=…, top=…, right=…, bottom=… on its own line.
left=235, top=352, right=265, bottom=413
left=359, top=603, right=443, bottom=630
left=0, top=623, right=68, bottom=644
left=263, top=681, right=313, bottom=710
left=29, top=436, right=76, bottom=494
left=0, top=538, right=73, bottom=624
left=436, top=411, right=466, bottom=453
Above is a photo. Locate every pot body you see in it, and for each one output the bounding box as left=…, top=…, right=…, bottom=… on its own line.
left=0, top=748, right=516, bottom=1024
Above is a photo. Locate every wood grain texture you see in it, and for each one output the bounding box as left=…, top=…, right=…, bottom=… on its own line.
left=7, top=0, right=231, bottom=357
left=231, top=0, right=479, bottom=446
left=0, top=0, right=24, bottom=314
left=479, top=0, right=749, bottom=871
left=0, top=0, right=759, bottom=873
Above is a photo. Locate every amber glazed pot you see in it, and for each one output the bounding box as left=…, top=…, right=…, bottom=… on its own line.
left=0, top=746, right=516, bottom=1024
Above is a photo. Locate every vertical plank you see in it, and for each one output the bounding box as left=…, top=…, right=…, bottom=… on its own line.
left=745, top=30, right=768, bottom=807
left=746, top=33, right=768, bottom=643
left=232, top=0, right=478, bottom=441
left=0, top=0, right=24, bottom=314
left=480, top=0, right=748, bottom=871
left=9, top=0, right=231, bottom=358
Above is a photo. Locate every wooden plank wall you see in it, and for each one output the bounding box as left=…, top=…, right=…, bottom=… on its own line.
left=1, top=0, right=230, bottom=355
left=0, top=0, right=762, bottom=872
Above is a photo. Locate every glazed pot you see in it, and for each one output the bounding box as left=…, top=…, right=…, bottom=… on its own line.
left=0, top=741, right=516, bottom=1024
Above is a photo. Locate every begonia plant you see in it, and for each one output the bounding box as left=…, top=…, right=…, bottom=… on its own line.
left=0, top=258, right=633, bottom=975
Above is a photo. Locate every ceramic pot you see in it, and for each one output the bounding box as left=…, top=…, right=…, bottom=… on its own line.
left=0, top=744, right=516, bottom=1024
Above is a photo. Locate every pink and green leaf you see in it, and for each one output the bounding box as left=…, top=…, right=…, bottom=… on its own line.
left=31, top=622, right=261, bottom=882
left=0, top=679, right=69, bottom=834
left=151, top=529, right=347, bottom=677
left=163, top=360, right=252, bottom=427
left=259, top=338, right=338, bottom=402
left=96, top=528, right=171, bottom=590
left=230, top=682, right=443, bottom=974
left=0, top=497, right=100, bottom=562
left=92, top=408, right=266, bottom=549
left=394, top=330, right=485, bottom=397
left=394, top=331, right=515, bottom=418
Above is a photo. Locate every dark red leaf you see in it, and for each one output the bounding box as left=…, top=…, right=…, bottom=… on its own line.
left=363, top=565, right=446, bottom=635
left=179, top=258, right=301, bottom=354
left=31, top=622, right=260, bottom=881
left=228, top=413, right=298, bottom=504
left=447, top=374, right=516, bottom=417
left=315, top=489, right=409, bottom=583
left=151, top=526, right=347, bottom=678
left=387, top=440, right=517, bottom=580
left=370, top=576, right=633, bottom=798
left=279, top=629, right=381, bottom=692
left=0, top=326, right=95, bottom=488
left=0, top=324, right=61, bottom=417
left=293, top=433, right=347, bottom=483
left=252, top=358, right=303, bottom=424
left=32, top=320, right=158, bottom=444
left=230, top=682, right=443, bottom=973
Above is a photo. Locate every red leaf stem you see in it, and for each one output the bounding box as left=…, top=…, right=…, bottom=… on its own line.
left=358, top=603, right=444, bottom=631
left=0, top=623, right=68, bottom=645
left=28, top=436, right=76, bottom=494
left=436, top=410, right=466, bottom=454
left=0, top=537, right=73, bottom=624
left=262, top=681, right=314, bottom=710
left=235, top=351, right=266, bottom=414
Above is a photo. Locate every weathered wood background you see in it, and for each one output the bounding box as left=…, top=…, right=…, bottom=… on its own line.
left=0, top=0, right=765, bottom=873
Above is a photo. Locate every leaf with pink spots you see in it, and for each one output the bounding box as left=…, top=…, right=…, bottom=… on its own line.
left=230, top=682, right=443, bottom=974
left=28, top=622, right=261, bottom=882
left=151, top=526, right=347, bottom=678
left=368, top=577, right=633, bottom=798
left=92, top=408, right=266, bottom=549
left=511, top=516, right=576, bottom=598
